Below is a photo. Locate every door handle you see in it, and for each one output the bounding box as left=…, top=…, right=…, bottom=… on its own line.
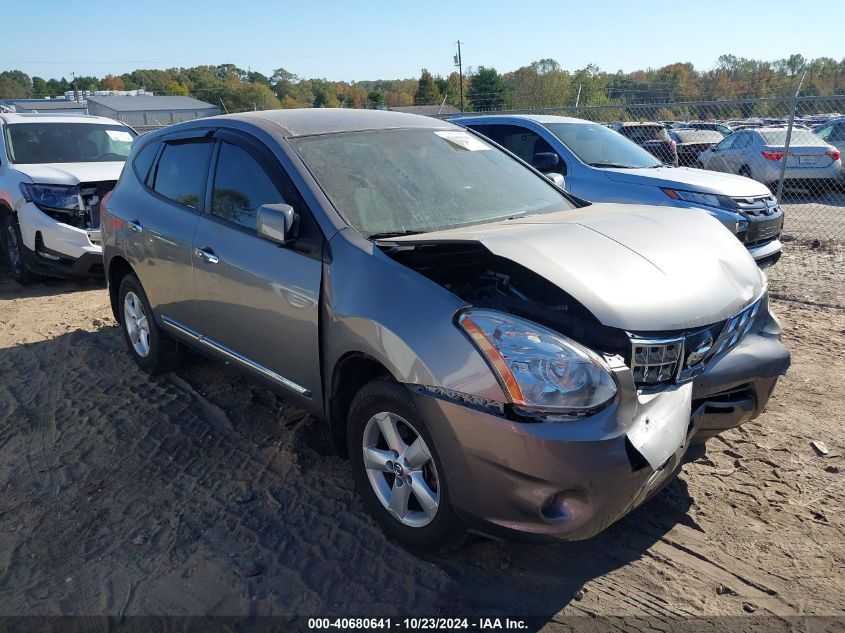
left=194, top=247, right=219, bottom=264
left=128, top=219, right=143, bottom=233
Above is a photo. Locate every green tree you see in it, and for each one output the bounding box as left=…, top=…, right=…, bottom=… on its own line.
left=46, top=78, right=70, bottom=96
left=368, top=89, right=384, bottom=108
left=414, top=69, right=441, bottom=105
left=468, top=66, right=508, bottom=110
left=31, top=76, right=48, bottom=97
left=0, top=71, right=32, bottom=98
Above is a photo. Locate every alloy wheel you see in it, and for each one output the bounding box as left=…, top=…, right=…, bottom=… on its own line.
left=362, top=411, right=440, bottom=528
left=123, top=291, right=151, bottom=358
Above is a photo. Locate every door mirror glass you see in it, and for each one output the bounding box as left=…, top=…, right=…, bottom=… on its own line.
left=546, top=172, right=566, bottom=189
left=532, top=152, right=560, bottom=173
left=257, top=203, right=296, bottom=245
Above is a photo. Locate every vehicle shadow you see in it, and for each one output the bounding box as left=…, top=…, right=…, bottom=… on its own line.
left=0, top=256, right=105, bottom=299
left=0, top=325, right=694, bottom=628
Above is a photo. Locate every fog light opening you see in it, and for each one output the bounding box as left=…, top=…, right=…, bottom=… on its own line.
left=542, top=491, right=579, bottom=521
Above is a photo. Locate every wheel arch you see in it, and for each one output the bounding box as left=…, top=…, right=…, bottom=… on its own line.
left=107, top=255, right=135, bottom=323
left=328, top=352, right=394, bottom=458
left=0, top=202, right=11, bottom=248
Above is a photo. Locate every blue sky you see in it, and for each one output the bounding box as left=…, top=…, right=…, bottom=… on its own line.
left=2, top=0, right=842, bottom=81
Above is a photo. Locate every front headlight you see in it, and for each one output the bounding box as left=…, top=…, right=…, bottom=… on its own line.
left=20, top=183, right=83, bottom=212
left=457, top=309, right=617, bottom=414
left=661, top=188, right=735, bottom=210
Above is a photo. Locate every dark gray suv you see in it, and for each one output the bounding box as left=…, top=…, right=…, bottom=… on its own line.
left=101, top=109, right=789, bottom=551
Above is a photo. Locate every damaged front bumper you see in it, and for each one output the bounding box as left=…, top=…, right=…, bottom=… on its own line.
left=413, top=300, right=789, bottom=543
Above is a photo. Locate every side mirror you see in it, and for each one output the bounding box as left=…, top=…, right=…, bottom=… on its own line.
left=257, top=203, right=296, bottom=245
left=532, top=152, right=561, bottom=173
left=546, top=173, right=566, bottom=189
left=710, top=144, right=720, bottom=151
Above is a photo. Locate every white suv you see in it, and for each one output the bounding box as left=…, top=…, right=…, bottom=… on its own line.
left=0, top=113, right=137, bottom=283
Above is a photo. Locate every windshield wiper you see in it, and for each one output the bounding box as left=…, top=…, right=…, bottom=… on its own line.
left=367, top=230, right=426, bottom=240
left=588, top=162, right=636, bottom=169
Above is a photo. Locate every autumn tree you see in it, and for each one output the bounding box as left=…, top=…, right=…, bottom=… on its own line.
left=101, top=74, right=125, bottom=91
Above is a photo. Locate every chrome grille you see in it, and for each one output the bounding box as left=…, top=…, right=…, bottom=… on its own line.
left=631, top=297, right=764, bottom=387
left=630, top=338, right=683, bottom=385
left=710, top=299, right=762, bottom=358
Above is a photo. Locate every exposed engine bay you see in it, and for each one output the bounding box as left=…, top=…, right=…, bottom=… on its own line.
left=382, top=241, right=631, bottom=357
left=39, top=181, right=115, bottom=230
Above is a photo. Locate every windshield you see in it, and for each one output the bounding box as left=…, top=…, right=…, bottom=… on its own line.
left=5, top=123, right=136, bottom=164
left=292, top=128, right=573, bottom=237
left=671, top=129, right=724, bottom=144
left=759, top=129, right=826, bottom=147
left=545, top=122, right=662, bottom=168
left=619, top=125, right=669, bottom=142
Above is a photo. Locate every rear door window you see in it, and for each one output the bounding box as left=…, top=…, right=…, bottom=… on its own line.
left=151, top=140, right=214, bottom=209
left=716, top=135, right=737, bottom=151
left=732, top=133, right=752, bottom=149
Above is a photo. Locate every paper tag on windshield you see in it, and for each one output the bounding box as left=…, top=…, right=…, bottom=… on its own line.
left=106, top=130, right=133, bottom=142
left=435, top=130, right=490, bottom=151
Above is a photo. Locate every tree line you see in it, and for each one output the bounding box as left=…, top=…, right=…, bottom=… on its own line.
left=0, top=53, right=842, bottom=114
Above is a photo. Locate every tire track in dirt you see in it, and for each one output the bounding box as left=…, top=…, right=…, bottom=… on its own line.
left=1, top=255, right=843, bottom=621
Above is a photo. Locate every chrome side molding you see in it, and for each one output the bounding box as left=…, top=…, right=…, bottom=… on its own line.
left=161, top=315, right=311, bottom=398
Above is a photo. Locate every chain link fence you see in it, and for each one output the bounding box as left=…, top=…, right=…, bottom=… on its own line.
left=439, top=95, right=845, bottom=243
left=125, top=94, right=845, bottom=303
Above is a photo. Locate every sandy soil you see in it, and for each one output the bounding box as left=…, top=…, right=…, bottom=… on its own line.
left=0, top=244, right=843, bottom=629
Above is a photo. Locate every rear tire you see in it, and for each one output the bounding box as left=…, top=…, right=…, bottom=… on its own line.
left=348, top=379, right=467, bottom=553
left=118, top=273, right=182, bottom=374
left=2, top=214, right=33, bottom=285
left=738, top=165, right=753, bottom=179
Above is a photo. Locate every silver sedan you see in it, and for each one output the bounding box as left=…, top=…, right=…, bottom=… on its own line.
left=698, top=127, right=842, bottom=187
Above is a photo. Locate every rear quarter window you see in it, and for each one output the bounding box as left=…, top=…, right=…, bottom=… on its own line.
left=132, top=141, right=160, bottom=184
left=151, top=141, right=213, bottom=209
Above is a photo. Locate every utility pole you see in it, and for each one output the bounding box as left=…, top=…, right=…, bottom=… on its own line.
left=454, top=40, right=464, bottom=112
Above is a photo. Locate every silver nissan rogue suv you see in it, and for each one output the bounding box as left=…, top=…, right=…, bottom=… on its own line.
left=101, top=109, right=790, bottom=551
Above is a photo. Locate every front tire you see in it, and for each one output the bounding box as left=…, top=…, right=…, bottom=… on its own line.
left=118, top=273, right=182, bottom=374
left=2, top=214, right=33, bottom=285
left=348, top=379, right=466, bottom=553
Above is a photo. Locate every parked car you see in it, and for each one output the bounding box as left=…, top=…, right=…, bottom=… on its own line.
left=673, top=121, right=733, bottom=136
left=669, top=128, right=725, bottom=167
left=612, top=122, right=678, bottom=165
left=0, top=113, right=137, bottom=283
left=814, top=117, right=845, bottom=175
left=698, top=127, right=842, bottom=188
left=455, top=115, right=783, bottom=268
left=102, top=109, right=789, bottom=551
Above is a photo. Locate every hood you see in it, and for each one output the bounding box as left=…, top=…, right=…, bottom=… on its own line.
left=602, top=166, right=770, bottom=197
left=391, top=204, right=765, bottom=331
left=13, top=162, right=125, bottom=185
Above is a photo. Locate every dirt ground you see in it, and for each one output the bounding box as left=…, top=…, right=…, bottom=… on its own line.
left=0, top=242, right=843, bottom=630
